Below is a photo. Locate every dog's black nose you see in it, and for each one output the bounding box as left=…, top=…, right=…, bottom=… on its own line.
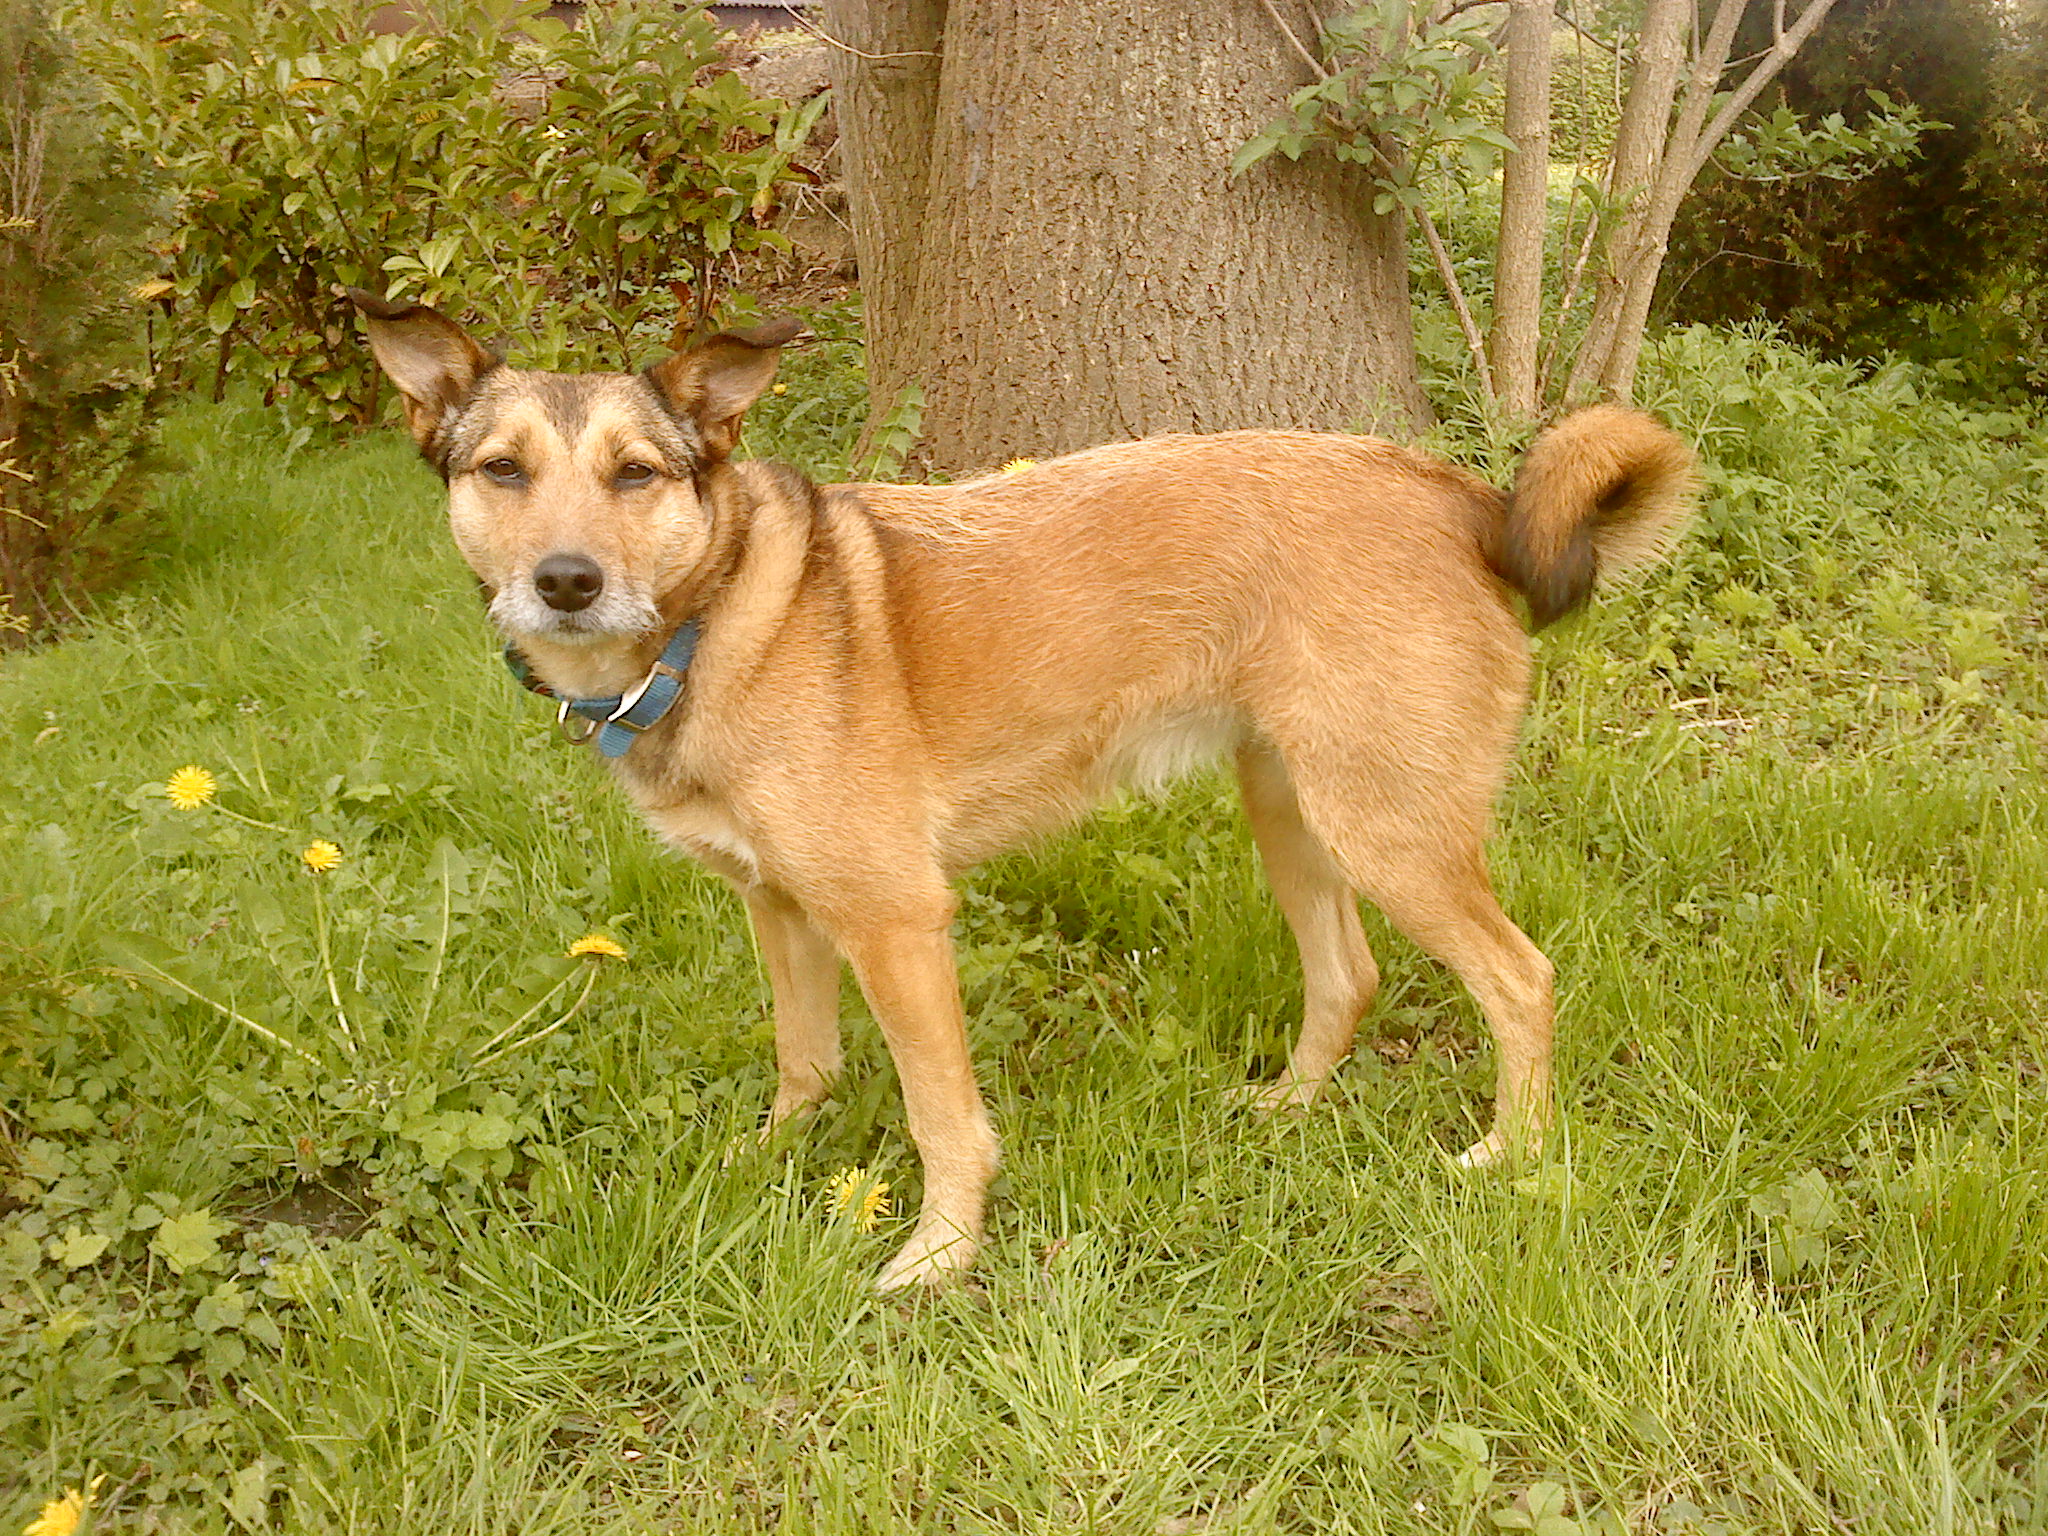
left=533, top=553, right=604, bottom=612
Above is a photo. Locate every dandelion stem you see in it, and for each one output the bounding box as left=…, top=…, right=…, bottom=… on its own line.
left=311, top=880, right=357, bottom=1055
left=122, top=962, right=319, bottom=1066
left=213, top=804, right=295, bottom=835
left=473, top=967, right=601, bottom=1069
left=469, top=968, right=580, bottom=1061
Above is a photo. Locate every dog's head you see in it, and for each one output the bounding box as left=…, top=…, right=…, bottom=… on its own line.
left=347, top=289, right=799, bottom=646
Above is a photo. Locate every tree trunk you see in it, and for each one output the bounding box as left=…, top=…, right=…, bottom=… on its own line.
left=827, top=0, right=1428, bottom=477
left=1490, top=0, right=1553, bottom=420
left=1560, top=0, right=1690, bottom=404
left=1569, top=0, right=1842, bottom=402
left=820, top=0, right=946, bottom=424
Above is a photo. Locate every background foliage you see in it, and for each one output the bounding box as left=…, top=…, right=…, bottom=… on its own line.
left=69, top=0, right=821, bottom=428
left=1665, top=0, right=2048, bottom=394
left=0, top=0, right=167, bottom=637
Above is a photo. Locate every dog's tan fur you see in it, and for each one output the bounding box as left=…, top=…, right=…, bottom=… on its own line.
left=350, top=291, right=1696, bottom=1289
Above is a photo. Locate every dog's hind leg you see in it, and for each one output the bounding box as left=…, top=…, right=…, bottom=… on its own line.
left=1232, top=740, right=1380, bottom=1112
left=824, top=890, right=999, bottom=1290
left=1282, top=756, right=1555, bottom=1165
left=741, top=886, right=845, bottom=1130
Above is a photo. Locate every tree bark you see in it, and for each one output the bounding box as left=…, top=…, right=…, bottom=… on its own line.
left=820, top=0, right=946, bottom=423
left=828, top=0, right=1428, bottom=477
left=1491, top=0, right=1553, bottom=420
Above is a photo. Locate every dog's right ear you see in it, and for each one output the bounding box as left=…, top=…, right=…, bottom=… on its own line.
left=346, top=288, right=495, bottom=448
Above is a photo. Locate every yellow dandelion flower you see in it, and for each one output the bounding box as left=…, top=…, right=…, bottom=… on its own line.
left=23, top=1475, right=106, bottom=1536
left=164, top=765, right=217, bottom=810
left=999, top=457, right=1036, bottom=474
left=300, top=839, right=343, bottom=874
left=828, top=1166, right=892, bottom=1231
left=771, top=383, right=787, bottom=395
left=566, top=932, right=628, bottom=961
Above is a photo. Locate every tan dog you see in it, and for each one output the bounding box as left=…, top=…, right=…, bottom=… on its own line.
left=350, top=290, right=1696, bottom=1289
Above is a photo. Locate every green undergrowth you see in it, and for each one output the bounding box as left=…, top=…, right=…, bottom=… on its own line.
left=2, top=326, right=2046, bottom=1533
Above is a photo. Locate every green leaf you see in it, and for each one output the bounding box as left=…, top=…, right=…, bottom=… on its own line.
left=1230, top=129, right=1284, bottom=176
left=151, top=1209, right=233, bottom=1274
left=194, top=1282, right=250, bottom=1334
left=1493, top=1483, right=1580, bottom=1534
left=419, top=233, right=462, bottom=278
left=1, top=1229, right=43, bottom=1282
left=463, top=1112, right=518, bottom=1151
left=225, top=1459, right=275, bottom=1531
left=54, top=1229, right=113, bottom=1269
left=241, top=882, right=288, bottom=939
left=103, top=928, right=188, bottom=982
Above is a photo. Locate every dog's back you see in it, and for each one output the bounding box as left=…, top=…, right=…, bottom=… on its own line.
left=790, top=422, right=1685, bottom=861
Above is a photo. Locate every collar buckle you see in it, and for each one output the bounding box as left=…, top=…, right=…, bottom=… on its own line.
left=556, top=700, right=601, bottom=745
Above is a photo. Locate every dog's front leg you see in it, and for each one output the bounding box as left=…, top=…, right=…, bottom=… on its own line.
left=831, top=903, right=998, bottom=1290
left=740, top=885, right=845, bottom=1129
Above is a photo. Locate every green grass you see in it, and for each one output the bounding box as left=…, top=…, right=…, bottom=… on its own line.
left=3, top=327, right=2047, bottom=1534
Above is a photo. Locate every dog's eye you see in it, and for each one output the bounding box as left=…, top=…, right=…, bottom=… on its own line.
left=614, top=462, right=658, bottom=490
left=480, top=458, right=524, bottom=486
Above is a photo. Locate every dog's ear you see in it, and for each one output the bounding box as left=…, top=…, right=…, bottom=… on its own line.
left=346, top=288, right=495, bottom=447
left=648, top=317, right=805, bottom=461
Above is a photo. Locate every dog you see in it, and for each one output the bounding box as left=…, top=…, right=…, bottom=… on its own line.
left=349, top=289, right=1696, bottom=1289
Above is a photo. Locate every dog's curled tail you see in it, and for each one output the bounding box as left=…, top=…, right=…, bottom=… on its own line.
left=1494, top=405, right=1698, bottom=629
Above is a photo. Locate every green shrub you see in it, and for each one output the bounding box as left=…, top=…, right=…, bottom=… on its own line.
left=69, top=0, right=824, bottom=428
left=0, top=0, right=166, bottom=639
left=1662, top=0, right=2048, bottom=385
left=1546, top=23, right=1620, bottom=167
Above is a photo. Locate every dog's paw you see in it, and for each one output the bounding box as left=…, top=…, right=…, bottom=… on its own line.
left=1224, top=1076, right=1321, bottom=1116
left=716, top=1110, right=809, bottom=1169
left=1451, top=1126, right=1541, bottom=1170
left=875, top=1221, right=979, bottom=1292
left=761, top=1095, right=824, bottom=1142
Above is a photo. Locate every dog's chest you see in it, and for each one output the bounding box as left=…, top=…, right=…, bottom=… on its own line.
left=641, top=796, right=762, bottom=884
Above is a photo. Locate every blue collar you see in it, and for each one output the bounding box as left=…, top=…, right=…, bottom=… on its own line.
left=502, top=621, right=701, bottom=758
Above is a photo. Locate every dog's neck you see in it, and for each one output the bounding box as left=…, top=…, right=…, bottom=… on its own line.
left=510, top=626, right=669, bottom=702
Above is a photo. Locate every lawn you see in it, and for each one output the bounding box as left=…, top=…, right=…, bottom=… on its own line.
left=2, top=325, right=2046, bottom=1534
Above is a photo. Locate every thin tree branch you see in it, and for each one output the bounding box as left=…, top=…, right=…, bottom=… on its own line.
left=1684, top=0, right=1841, bottom=183
left=1257, top=0, right=1487, bottom=394
left=1663, top=244, right=1808, bottom=306
left=1556, top=10, right=1620, bottom=56
left=790, top=13, right=939, bottom=61
left=1258, top=0, right=1329, bottom=79
left=1416, top=201, right=1497, bottom=398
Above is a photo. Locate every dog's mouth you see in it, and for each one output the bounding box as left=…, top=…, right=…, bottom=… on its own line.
left=487, top=579, right=662, bottom=647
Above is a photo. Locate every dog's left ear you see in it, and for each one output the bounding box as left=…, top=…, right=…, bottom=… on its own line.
left=649, top=317, right=806, bottom=461
left=346, top=288, right=496, bottom=449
